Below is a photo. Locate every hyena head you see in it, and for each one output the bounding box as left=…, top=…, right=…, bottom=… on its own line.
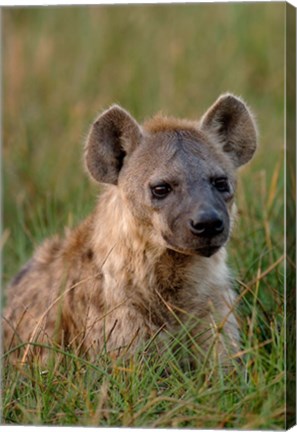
left=85, top=94, right=257, bottom=257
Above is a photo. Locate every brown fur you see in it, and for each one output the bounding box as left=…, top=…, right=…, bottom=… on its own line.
left=3, top=94, right=257, bottom=364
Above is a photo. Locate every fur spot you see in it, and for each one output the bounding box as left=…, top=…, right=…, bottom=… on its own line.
left=11, top=260, right=32, bottom=286
left=86, top=249, right=94, bottom=260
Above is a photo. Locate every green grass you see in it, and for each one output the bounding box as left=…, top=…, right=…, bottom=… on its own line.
left=2, top=3, right=287, bottom=429
left=2, top=325, right=284, bottom=429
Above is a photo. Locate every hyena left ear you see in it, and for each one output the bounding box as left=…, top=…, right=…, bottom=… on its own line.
left=200, top=94, right=258, bottom=167
left=85, top=105, right=142, bottom=184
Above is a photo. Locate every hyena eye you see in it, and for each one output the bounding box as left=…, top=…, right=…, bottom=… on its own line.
left=151, top=183, right=172, bottom=199
left=212, top=177, right=230, bottom=193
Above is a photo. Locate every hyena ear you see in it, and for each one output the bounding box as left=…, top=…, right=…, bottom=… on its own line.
left=85, top=105, right=142, bottom=184
left=200, top=94, right=258, bottom=168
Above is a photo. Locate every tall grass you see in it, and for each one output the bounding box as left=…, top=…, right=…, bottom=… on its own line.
left=2, top=3, right=286, bottom=429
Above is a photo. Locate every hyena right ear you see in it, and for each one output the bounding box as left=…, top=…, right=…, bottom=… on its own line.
left=85, top=105, right=142, bottom=184
left=200, top=94, right=258, bottom=168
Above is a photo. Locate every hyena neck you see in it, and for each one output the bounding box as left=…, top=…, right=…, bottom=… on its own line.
left=91, top=186, right=228, bottom=298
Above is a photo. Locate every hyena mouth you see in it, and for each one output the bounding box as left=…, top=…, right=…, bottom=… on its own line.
left=195, top=245, right=221, bottom=257
left=162, top=234, right=222, bottom=257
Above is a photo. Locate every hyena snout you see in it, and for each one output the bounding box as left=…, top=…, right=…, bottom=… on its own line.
left=189, top=208, right=224, bottom=238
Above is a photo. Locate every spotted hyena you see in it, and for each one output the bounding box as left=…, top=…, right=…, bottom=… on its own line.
left=3, top=94, right=257, bottom=364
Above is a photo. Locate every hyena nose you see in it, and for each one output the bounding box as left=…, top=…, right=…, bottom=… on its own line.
left=190, top=210, right=224, bottom=238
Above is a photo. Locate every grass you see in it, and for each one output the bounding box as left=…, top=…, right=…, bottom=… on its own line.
left=2, top=328, right=285, bottom=428
left=2, top=3, right=288, bottom=429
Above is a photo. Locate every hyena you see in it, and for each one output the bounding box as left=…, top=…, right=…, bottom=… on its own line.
left=3, top=94, right=257, bottom=364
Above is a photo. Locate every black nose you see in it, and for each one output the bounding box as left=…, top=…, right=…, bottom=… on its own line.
left=190, top=210, right=224, bottom=238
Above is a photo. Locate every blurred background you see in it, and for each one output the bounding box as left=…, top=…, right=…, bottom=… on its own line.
left=3, top=3, right=284, bottom=288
